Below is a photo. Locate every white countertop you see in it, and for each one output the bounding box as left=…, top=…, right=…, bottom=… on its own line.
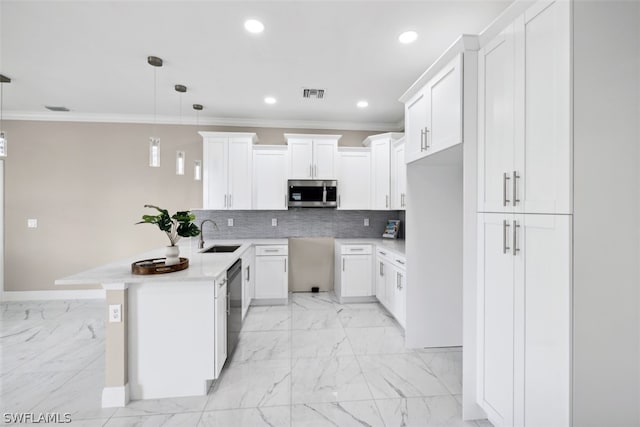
left=334, top=238, right=406, bottom=258
left=55, top=238, right=288, bottom=286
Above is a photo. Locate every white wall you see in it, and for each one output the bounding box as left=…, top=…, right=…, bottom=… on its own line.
left=572, top=1, right=640, bottom=425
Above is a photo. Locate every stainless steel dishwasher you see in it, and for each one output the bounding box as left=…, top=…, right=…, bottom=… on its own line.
left=226, top=259, right=242, bottom=357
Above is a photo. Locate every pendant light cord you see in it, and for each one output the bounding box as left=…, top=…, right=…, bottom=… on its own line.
left=1, top=82, right=4, bottom=130
left=153, top=66, right=157, bottom=135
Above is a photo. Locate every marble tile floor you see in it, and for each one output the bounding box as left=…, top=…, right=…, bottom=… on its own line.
left=0, top=294, right=492, bottom=426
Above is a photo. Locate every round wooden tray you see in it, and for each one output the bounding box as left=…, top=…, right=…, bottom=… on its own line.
left=131, top=257, right=189, bottom=275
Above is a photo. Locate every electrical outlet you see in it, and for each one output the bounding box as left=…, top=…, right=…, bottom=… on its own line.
left=108, top=304, right=122, bottom=323
left=227, top=218, right=234, bottom=227
left=364, top=218, right=369, bottom=227
left=27, top=219, right=38, bottom=229
left=272, top=218, right=278, bottom=227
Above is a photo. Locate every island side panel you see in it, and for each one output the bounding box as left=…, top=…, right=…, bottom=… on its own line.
left=103, top=284, right=129, bottom=408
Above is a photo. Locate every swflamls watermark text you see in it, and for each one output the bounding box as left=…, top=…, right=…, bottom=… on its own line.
left=3, top=412, right=72, bottom=424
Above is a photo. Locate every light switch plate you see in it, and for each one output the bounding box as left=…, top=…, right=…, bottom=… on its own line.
left=108, top=304, right=122, bottom=323
left=227, top=218, right=234, bottom=227
left=27, top=219, right=38, bottom=228
left=271, top=218, right=278, bottom=227
left=364, top=218, right=369, bottom=227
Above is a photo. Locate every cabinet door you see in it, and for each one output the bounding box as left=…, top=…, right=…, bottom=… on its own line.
left=288, top=139, right=314, bottom=179
left=427, top=54, right=463, bottom=155
left=203, top=138, right=228, bottom=209
left=214, top=283, right=227, bottom=377
left=477, top=213, right=515, bottom=426
left=227, top=139, right=252, bottom=210
left=405, top=89, right=429, bottom=164
left=253, top=149, right=288, bottom=210
left=392, top=143, right=407, bottom=210
left=393, top=268, right=406, bottom=328
left=340, top=254, right=373, bottom=297
left=375, top=256, right=387, bottom=307
left=337, top=151, right=371, bottom=210
left=371, top=139, right=391, bottom=210
left=513, top=214, right=571, bottom=427
left=478, top=24, right=516, bottom=213
left=313, top=140, right=337, bottom=179
left=254, top=255, right=288, bottom=299
left=516, top=0, right=571, bottom=214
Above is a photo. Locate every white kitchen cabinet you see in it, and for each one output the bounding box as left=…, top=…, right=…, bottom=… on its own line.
left=363, top=133, right=403, bottom=210
left=392, top=138, right=407, bottom=210
left=334, top=244, right=373, bottom=301
left=200, top=132, right=257, bottom=210
left=285, top=134, right=341, bottom=180
left=254, top=245, right=288, bottom=303
left=253, top=146, right=288, bottom=210
left=375, top=248, right=406, bottom=328
left=391, top=263, right=406, bottom=329
left=241, top=247, right=255, bottom=320
left=337, top=148, right=371, bottom=210
left=478, top=0, right=570, bottom=215
left=375, top=252, right=388, bottom=308
left=403, top=55, right=462, bottom=164
left=214, top=279, right=227, bottom=378
left=477, top=213, right=571, bottom=427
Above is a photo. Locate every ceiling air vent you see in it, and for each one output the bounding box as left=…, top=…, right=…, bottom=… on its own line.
left=45, top=106, right=70, bottom=112
left=303, top=88, right=325, bottom=99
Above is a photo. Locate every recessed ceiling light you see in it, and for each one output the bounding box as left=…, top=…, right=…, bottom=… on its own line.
left=264, top=96, right=277, bottom=105
left=357, top=100, right=369, bottom=108
left=244, top=19, right=264, bottom=34
left=398, top=30, right=418, bottom=44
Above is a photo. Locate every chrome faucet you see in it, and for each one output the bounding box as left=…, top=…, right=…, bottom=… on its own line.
left=198, top=219, right=219, bottom=249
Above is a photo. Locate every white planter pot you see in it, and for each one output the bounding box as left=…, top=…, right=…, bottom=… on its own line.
left=165, top=245, right=180, bottom=266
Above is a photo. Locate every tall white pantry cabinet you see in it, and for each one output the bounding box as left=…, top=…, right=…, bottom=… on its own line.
left=475, top=1, right=639, bottom=427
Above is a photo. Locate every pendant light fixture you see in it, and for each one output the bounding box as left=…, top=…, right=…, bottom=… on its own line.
left=175, top=84, right=187, bottom=175
left=148, top=56, right=163, bottom=167
left=0, top=74, right=11, bottom=158
left=193, top=104, right=203, bottom=181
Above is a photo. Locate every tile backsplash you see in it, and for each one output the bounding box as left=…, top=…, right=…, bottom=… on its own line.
left=193, top=209, right=405, bottom=240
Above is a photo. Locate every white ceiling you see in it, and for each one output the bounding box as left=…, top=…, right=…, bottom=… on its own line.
left=0, top=0, right=512, bottom=130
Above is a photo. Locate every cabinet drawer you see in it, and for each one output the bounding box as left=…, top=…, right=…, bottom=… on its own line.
left=391, top=256, right=406, bottom=270
left=340, top=244, right=372, bottom=255
left=255, top=245, right=288, bottom=256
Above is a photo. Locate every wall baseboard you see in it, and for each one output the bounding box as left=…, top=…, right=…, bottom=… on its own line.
left=1, top=289, right=106, bottom=301
left=102, top=384, right=130, bottom=408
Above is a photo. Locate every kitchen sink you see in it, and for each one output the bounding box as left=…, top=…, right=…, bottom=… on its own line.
left=201, top=245, right=241, bottom=253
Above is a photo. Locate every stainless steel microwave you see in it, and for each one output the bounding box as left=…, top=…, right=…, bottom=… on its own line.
left=288, top=180, right=338, bottom=208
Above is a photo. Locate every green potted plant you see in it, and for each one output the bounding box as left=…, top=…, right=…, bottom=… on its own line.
left=136, top=204, right=200, bottom=265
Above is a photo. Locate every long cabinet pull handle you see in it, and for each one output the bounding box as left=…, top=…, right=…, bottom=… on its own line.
left=420, top=129, right=426, bottom=152
left=309, top=164, right=312, bottom=178
left=380, top=261, right=384, bottom=276
left=503, top=173, right=511, bottom=206
left=386, top=195, right=389, bottom=208
left=229, top=194, right=233, bottom=208
left=513, top=171, right=520, bottom=206
left=425, top=127, right=430, bottom=149
left=224, top=194, right=227, bottom=208
left=342, top=258, right=345, bottom=271
left=502, top=220, right=511, bottom=254
left=284, top=258, right=287, bottom=272
left=314, top=164, right=317, bottom=177
left=513, top=220, right=520, bottom=256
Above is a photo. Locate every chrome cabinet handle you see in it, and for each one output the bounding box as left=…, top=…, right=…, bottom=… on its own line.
left=245, top=266, right=250, bottom=281
left=284, top=258, right=287, bottom=272
left=264, top=248, right=279, bottom=253
left=502, top=220, right=511, bottom=254
left=379, top=251, right=387, bottom=256
left=424, top=127, right=430, bottom=149
left=385, top=195, right=389, bottom=208
left=349, top=248, right=364, bottom=252
left=379, top=261, right=384, bottom=276
left=224, top=194, right=227, bottom=208
left=284, top=194, right=287, bottom=207
left=342, top=258, right=345, bottom=271
left=395, top=259, right=405, bottom=265
left=420, top=128, right=426, bottom=152
left=309, top=164, right=312, bottom=178
left=503, top=173, right=511, bottom=206
left=396, top=272, right=400, bottom=289
left=513, top=171, right=520, bottom=206
left=229, top=194, right=233, bottom=208
left=314, top=164, right=317, bottom=177
left=513, top=220, right=520, bottom=256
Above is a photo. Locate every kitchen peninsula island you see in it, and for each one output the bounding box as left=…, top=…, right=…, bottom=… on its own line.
left=55, top=239, right=287, bottom=408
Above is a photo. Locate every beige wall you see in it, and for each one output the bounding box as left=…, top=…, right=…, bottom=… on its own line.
left=3, top=120, right=385, bottom=292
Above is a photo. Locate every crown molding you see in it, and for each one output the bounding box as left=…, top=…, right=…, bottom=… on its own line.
left=2, top=111, right=402, bottom=132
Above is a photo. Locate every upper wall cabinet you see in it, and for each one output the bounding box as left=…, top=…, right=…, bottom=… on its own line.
left=478, top=1, right=571, bottom=215
left=337, top=148, right=371, bottom=210
left=363, top=133, right=404, bottom=210
left=253, top=146, right=288, bottom=210
left=403, top=54, right=463, bottom=164
left=285, top=134, right=340, bottom=180
left=391, top=137, right=407, bottom=210
left=200, top=132, right=257, bottom=210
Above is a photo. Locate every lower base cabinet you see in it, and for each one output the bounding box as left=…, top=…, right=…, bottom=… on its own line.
left=477, top=213, right=571, bottom=427
left=375, top=248, right=406, bottom=328
left=254, top=245, right=288, bottom=301
left=241, top=247, right=254, bottom=319
left=335, top=244, right=374, bottom=300
left=214, top=278, right=227, bottom=378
